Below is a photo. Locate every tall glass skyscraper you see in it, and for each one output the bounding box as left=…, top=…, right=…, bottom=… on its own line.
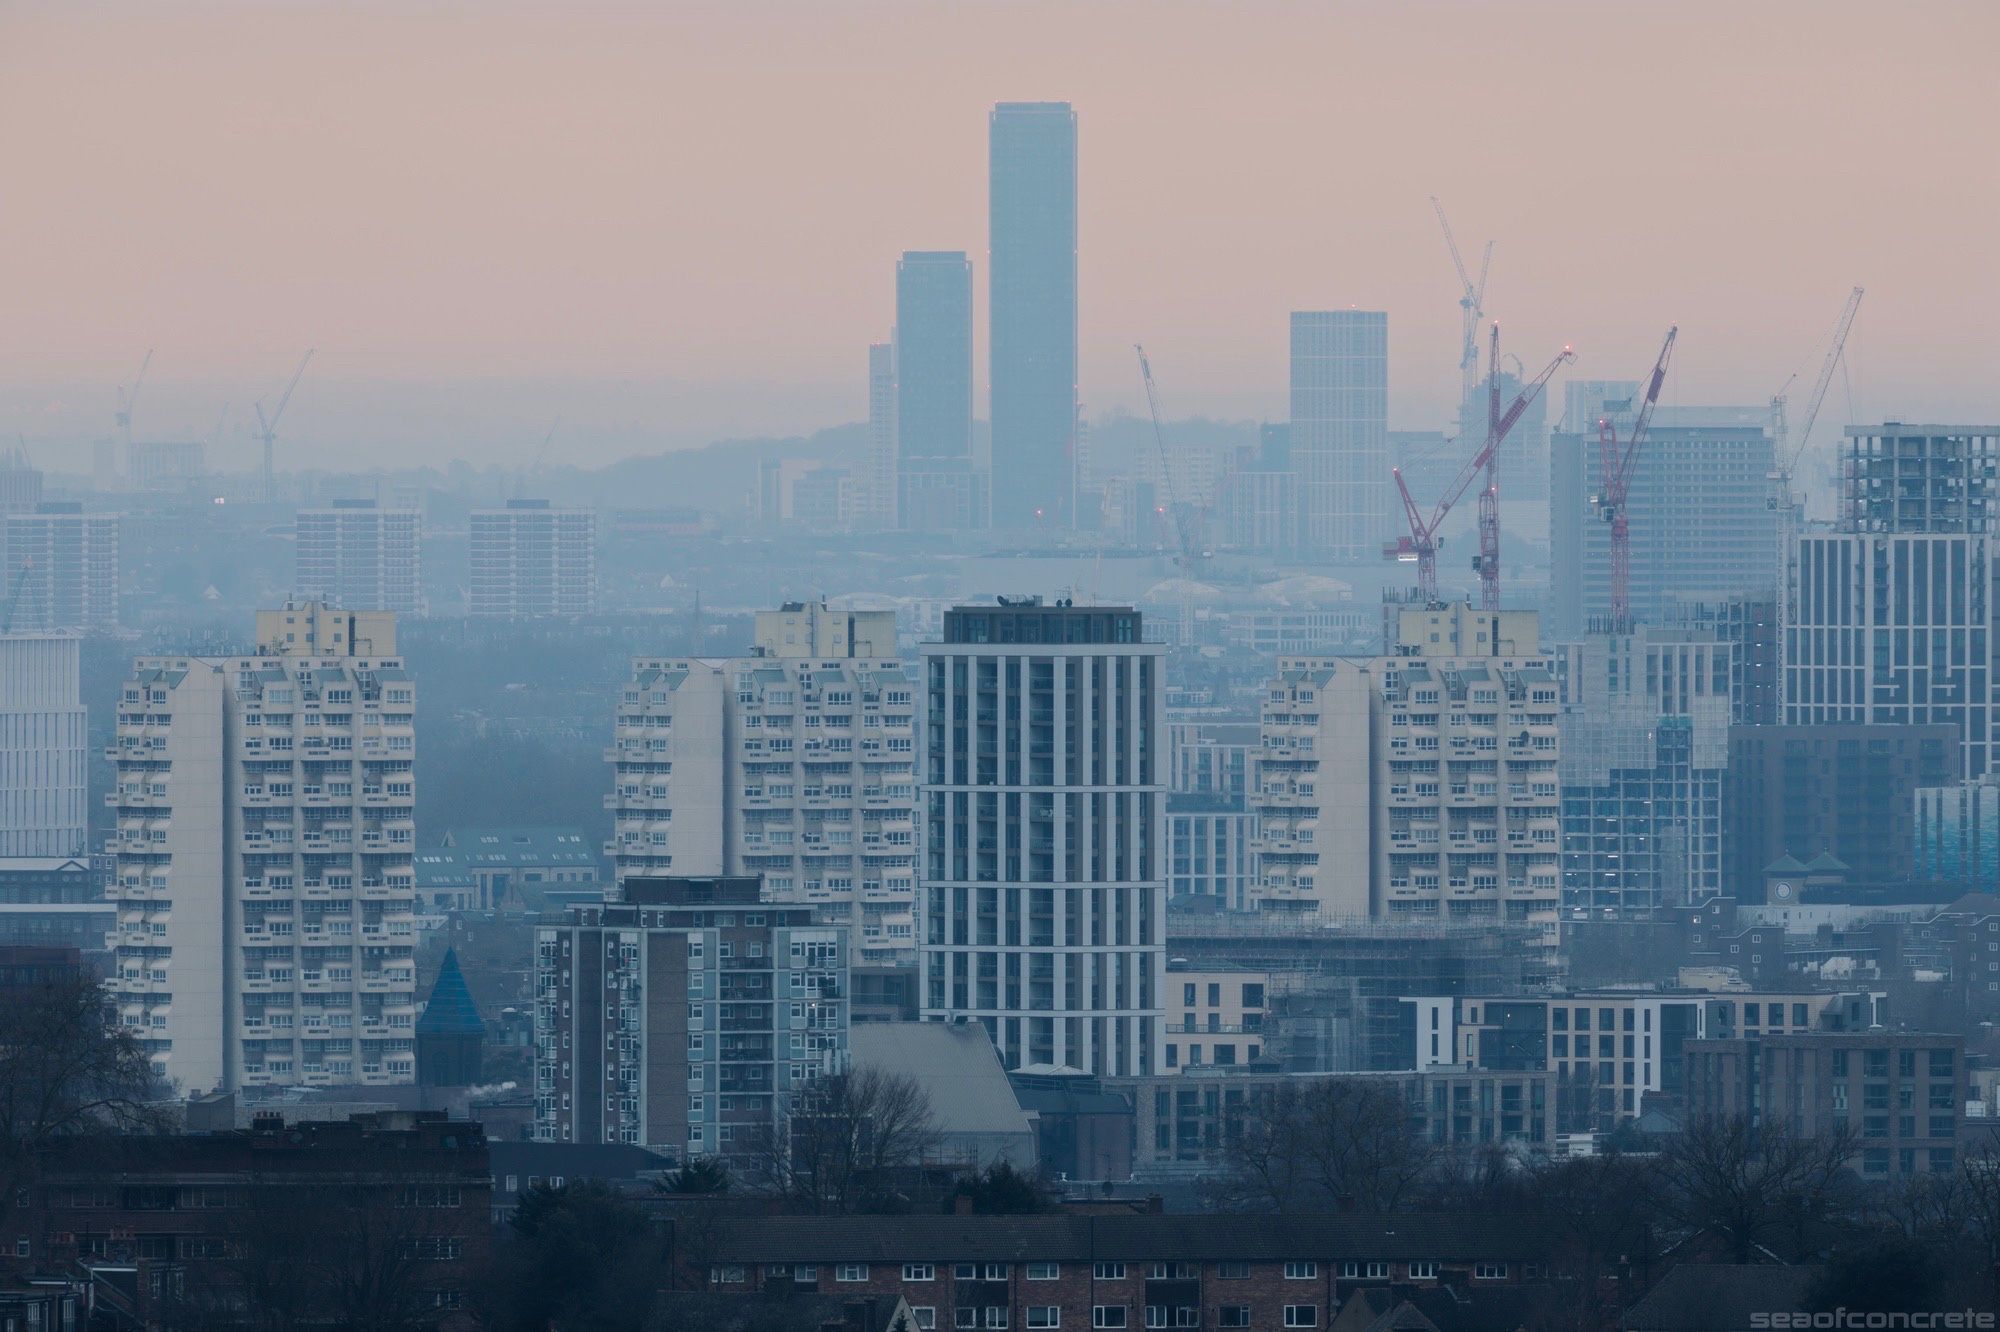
left=989, top=102, right=1077, bottom=530
left=1290, top=310, right=1389, bottom=560
left=895, top=251, right=983, bottom=530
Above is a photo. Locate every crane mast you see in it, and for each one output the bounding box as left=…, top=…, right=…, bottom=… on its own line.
left=1596, top=327, right=1679, bottom=632
left=115, top=349, right=154, bottom=454
left=1430, top=197, right=1493, bottom=417
left=255, top=350, right=315, bottom=502
left=1387, top=334, right=1574, bottom=607
left=1771, top=286, right=1864, bottom=629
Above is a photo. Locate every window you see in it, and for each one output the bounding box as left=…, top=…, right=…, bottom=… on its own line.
left=836, top=1263, right=868, bottom=1282
left=954, top=1264, right=978, bottom=1281
left=905, top=1264, right=936, bottom=1282
left=913, top=1311, right=937, bottom=1330
left=1365, top=1262, right=1389, bottom=1279
left=1027, top=1263, right=1060, bottom=1281
left=1217, top=1262, right=1250, bottom=1280
left=1410, top=1261, right=1438, bottom=1280
left=1283, top=1308, right=1318, bottom=1328
left=1148, top=1263, right=1195, bottom=1280
left=710, top=1265, right=745, bottom=1284
left=1093, top=1310, right=1128, bottom=1330
left=1093, top=1262, right=1126, bottom=1280
left=1027, top=1310, right=1060, bottom=1329
left=1474, top=1263, right=1508, bottom=1280
left=958, top=1312, right=979, bottom=1330
left=983, top=1264, right=1009, bottom=1281
left=1284, top=1261, right=1317, bottom=1280
left=1218, top=1311, right=1251, bottom=1330
left=986, top=1310, right=1008, bottom=1329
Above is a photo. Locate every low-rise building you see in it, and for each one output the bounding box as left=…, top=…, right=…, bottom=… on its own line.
left=1404, top=989, right=1888, bottom=1133
left=1685, top=1030, right=1966, bottom=1180
left=1162, top=968, right=1268, bottom=1072
left=11, top=1112, right=489, bottom=1328
left=688, top=1212, right=1565, bottom=1332
left=1119, top=1065, right=1556, bottom=1172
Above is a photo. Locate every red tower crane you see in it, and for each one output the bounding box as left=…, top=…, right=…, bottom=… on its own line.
left=1595, top=326, right=1679, bottom=632
left=1387, top=331, right=1574, bottom=607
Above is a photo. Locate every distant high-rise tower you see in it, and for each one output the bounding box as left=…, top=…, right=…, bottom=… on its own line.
left=1784, top=424, right=2000, bottom=780
left=989, top=102, right=1077, bottom=530
left=1550, top=408, right=1779, bottom=636
left=0, top=633, right=88, bottom=858
left=468, top=499, right=597, bottom=618
left=867, top=343, right=897, bottom=529
left=896, top=251, right=984, bottom=530
left=2, top=503, right=119, bottom=630
left=1290, top=311, right=1390, bottom=560
left=295, top=499, right=422, bottom=614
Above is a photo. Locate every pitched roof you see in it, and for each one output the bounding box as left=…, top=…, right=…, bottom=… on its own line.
left=849, top=1022, right=1035, bottom=1140
left=1622, top=1264, right=1820, bottom=1330
left=1762, top=854, right=1809, bottom=875
left=702, top=1213, right=1562, bottom=1265
left=416, top=949, right=484, bottom=1037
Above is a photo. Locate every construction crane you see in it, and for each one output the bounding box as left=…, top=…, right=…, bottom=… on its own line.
left=1138, top=345, right=1228, bottom=645
left=2, top=560, right=34, bottom=635
left=1594, top=327, right=1679, bottom=632
left=254, top=350, right=315, bottom=502
left=1387, top=330, right=1574, bottom=607
left=1771, top=287, right=1865, bottom=521
left=1431, top=197, right=1493, bottom=417
left=1475, top=324, right=1573, bottom=608
left=115, top=350, right=154, bottom=453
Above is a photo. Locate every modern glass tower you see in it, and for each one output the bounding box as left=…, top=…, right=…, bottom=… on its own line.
left=1290, top=311, right=1389, bottom=560
left=895, top=251, right=982, bottom=530
left=989, top=102, right=1077, bottom=530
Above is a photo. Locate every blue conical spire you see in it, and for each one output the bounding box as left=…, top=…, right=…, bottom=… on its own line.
left=416, top=948, right=484, bottom=1036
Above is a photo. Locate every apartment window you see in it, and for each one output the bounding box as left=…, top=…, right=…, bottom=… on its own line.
left=709, top=1266, right=745, bottom=1284
left=836, top=1263, right=868, bottom=1282
left=1410, top=1261, right=1438, bottom=1280
left=1093, top=1262, right=1126, bottom=1280
left=1217, top=1262, right=1250, bottom=1280
left=983, top=1264, right=1008, bottom=1281
left=1218, top=1311, right=1251, bottom=1330
left=1284, top=1261, right=1317, bottom=1280
left=954, top=1264, right=978, bottom=1281
left=1093, top=1310, right=1128, bottom=1330
left=1365, top=1263, right=1389, bottom=1280
left=1026, top=1263, right=1059, bottom=1281
left=986, top=1310, right=1008, bottom=1329
left=958, top=1312, right=978, bottom=1330
left=912, top=1311, right=936, bottom=1330
left=1027, top=1310, right=1060, bottom=1329
left=904, top=1264, right=936, bottom=1282
left=1474, top=1264, right=1508, bottom=1280
left=1283, top=1308, right=1318, bottom=1328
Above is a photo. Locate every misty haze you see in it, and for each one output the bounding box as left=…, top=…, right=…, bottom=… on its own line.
left=0, top=3, right=1997, bottom=1331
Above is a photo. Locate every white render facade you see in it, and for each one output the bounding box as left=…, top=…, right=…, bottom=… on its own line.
left=606, top=607, right=918, bottom=963
left=109, top=604, right=418, bottom=1093
left=1251, top=607, right=1563, bottom=966
left=468, top=500, right=597, bottom=618
left=3, top=505, right=119, bottom=630
left=918, top=598, right=1165, bottom=1079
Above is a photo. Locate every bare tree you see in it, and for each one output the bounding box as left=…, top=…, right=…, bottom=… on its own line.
left=1654, top=1115, right=1859, bottom=1263
left=1215, top=1078, right=1438, bottom=1213
left=746, top=1066, right=940, bottom=1214
left=0, top=970, right=164, bottom=1203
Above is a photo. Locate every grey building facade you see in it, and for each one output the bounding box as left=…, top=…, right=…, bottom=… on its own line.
left=988, top=102, right=1077, bottom=530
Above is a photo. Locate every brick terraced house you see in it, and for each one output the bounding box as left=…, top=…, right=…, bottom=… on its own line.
left=686, top=1213, right=1566, bottom=1331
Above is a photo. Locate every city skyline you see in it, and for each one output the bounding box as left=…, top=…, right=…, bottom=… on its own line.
left=2, top=1, right=1995, bottom=469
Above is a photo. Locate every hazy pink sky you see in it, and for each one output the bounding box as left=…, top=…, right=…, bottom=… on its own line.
left=3, top=0, right=1995, bottom=469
